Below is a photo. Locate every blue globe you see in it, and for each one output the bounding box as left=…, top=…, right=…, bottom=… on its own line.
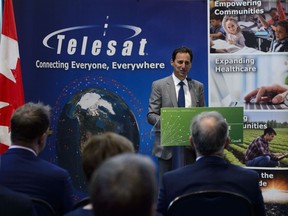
left=56, top=88, right=139, bottom=193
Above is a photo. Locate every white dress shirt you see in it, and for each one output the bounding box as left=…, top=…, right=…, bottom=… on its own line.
left=172, top=73, right=192, bottom=107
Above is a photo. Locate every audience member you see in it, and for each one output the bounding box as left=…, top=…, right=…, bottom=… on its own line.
left=89, top=153, right=157, bottom=216
left=0, top=184, right=36, bottom=216
left=0, top=102, right=74, bottom=215
left=65, top=132, right=135, bottom=216
left=157, top=111, right=265, bottom=216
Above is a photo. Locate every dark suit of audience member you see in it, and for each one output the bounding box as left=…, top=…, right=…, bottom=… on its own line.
left=0, top=102, right=74, bottom=215
left=64, top=132, right=135, bottom=216
left=147, top=46, right=205, bottom=187
left=0, top=184, right=36, bottom=216
left=157, top=111, right=265, bottom=216
left=89, top=153, right=157, bottom=216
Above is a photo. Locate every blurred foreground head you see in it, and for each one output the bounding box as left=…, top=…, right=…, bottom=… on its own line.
left=82, top=132, right=135, bottom=182
left=90, top=153, right=157, bottom=216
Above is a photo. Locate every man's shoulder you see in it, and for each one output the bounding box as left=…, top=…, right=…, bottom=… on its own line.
left=255, top=136, right=265, bottom=142
left=37, top=158, right=70, bottom=177
left=153, top=75, right=172, bottom=84
left=163, top=164, right=194, bottom=179
left=249, top=136, right=262, bottom=144
left=228, top=163, right=259, bottom=178
left=187, top=78, right=204, bottom=86
left=166, top=159, right=258, bottom=177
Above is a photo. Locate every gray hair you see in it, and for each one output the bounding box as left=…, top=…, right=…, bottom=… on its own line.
left=190, top=111, right=228, bottom=156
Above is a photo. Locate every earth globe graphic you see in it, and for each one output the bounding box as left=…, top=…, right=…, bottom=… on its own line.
left=56, top=88, right=140, bottom=193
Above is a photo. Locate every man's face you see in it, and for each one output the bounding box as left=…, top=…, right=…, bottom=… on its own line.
left=171, top=52, right=192, bottom=80
left=265, top=133, right=275, bottom=142
left=275, top=25, right=288, bottom=41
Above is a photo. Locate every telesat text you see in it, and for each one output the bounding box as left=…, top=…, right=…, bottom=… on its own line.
left=56, top=35, right=148, bottom=56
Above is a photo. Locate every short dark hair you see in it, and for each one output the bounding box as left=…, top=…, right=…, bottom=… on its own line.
left=210, top=13, right=223, bottom=21
left=171, top=46, right=193, bottom=62
left=10, top=102, right=51, bottom=143
left=264, top=127, right=277, bottom=136
left=277, top=20, right=288, bottom=34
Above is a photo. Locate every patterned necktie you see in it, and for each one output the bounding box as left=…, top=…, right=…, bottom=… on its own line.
left=177, top=81, right=185, bottom=107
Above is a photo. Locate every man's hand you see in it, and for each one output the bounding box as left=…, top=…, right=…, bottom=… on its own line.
left=244, top=84, right=288, bottom=104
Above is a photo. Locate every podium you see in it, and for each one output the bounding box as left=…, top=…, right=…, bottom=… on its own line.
left=151, top=118, right=187, bottom=169
left=157, top=107, right=243, bottom=169
left=172, top=146, right=186, bottom=169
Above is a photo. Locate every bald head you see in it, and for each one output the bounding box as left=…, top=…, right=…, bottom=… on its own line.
left=190, top=111, right=229, bottom=156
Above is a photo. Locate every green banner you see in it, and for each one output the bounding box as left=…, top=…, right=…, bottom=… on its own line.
left=160, top=107, right=243, bottom=146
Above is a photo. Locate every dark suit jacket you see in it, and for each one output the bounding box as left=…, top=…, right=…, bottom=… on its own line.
left=147, top=75, right=205, bottom=160
left=0, top=185, right=36, bottom=216
left=0, top=148, right=74, bottom=215
left=157, top=156, right=265, bottom=216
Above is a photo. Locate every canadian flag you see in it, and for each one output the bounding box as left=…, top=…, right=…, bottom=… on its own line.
left=0, top=0, right=24, bottom=154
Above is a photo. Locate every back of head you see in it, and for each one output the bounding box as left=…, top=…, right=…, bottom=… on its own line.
left=82, top=132, right=135, bottom=182
left=89, top=153, right=157, bottom=216
left=191, top=111, right=228, bottom=156
left=10, top=102, right=51, bottom=144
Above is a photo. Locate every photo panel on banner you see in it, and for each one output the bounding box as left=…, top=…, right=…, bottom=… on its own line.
left=209, top=0, right=288, bottom=215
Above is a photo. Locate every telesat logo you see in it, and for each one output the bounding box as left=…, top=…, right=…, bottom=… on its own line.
left=42, top=16, right=148, bottom=57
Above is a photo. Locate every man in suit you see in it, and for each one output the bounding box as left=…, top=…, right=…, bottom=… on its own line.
left=0, top=184, right=36, bottom=216
left=0, top=102, right=74, bottom=215
left=89, top=153, right=157, bottom=216
left=157, top=111, right=265, bottom=216
left=147, top=46, right=205, bottom=185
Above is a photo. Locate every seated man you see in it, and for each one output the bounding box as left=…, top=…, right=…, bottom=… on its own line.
left=157, top=111, right=265, bottom=216
left=245, top=127, right=281, bottom=167
left=89, top=153, right=157, bottom=216
left=0, top=102, right=74, bottom=215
